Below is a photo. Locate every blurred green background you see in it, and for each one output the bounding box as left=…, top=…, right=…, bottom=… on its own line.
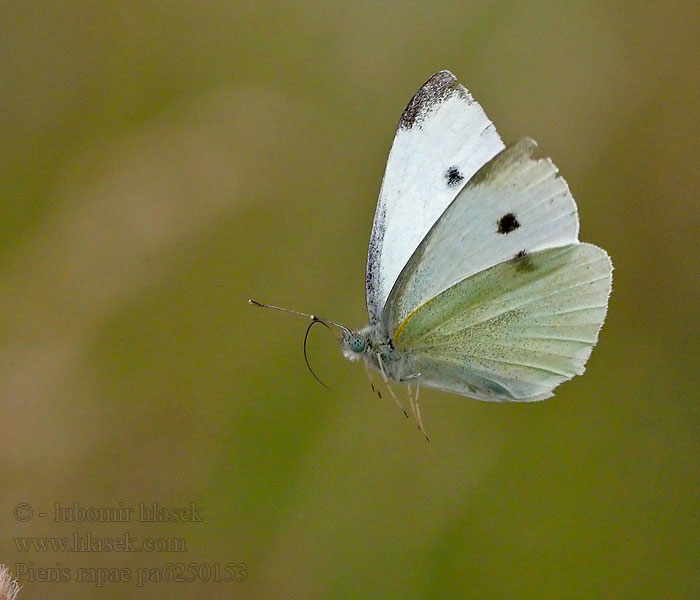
left=2, top=2, right=699, bottom=598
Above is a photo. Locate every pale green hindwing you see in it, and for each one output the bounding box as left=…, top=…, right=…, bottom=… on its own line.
left=393, top=244, right=612, bottom=401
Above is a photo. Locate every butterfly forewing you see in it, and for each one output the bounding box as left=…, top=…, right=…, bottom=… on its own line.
left=383, top=137, right=580, bottom=330
left=366, top=71, right=504, bottom=324
left=394, top=244, right=612, bottom=401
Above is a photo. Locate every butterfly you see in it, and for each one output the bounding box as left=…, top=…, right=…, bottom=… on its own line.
left=251, top=70, right=612, bottom=438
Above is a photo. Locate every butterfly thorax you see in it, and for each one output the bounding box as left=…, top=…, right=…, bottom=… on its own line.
left=340, top=324, right=416, bottom=383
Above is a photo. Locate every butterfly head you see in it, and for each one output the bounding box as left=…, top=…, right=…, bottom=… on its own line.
left=348, top=333, right=366, bottom=352
left=340, top=329, right=369, bottom=362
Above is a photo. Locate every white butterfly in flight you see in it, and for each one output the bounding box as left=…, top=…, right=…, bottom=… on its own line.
left=251, top=70, right=612, bottom=438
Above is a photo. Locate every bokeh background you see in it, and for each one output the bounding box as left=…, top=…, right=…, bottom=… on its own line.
left=2, top=2, right=699, bottom=598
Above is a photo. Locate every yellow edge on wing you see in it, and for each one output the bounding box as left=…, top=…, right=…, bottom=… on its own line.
left=393, top=296, right=438, bottom=348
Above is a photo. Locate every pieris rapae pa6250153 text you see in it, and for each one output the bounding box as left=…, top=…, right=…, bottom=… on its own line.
left=251, top=70, right=612, bottom=438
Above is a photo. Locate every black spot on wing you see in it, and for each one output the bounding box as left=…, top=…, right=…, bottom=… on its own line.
left=513, top=249, right=536, bottom=272
left=497, top=212, right=520, bottom=234
left=445, top=166, right=464, bottom=187
left=399, top=71, right=469, bottom=130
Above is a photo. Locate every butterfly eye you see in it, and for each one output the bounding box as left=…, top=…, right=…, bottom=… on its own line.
left=349, top=335, right=366, bottom=353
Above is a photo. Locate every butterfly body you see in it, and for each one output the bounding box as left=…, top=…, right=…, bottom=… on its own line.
left=341, top=324, right=417, bottom=383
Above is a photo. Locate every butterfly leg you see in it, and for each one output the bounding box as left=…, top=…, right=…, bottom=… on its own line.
left=363, top=360, right=383, bottom=400
left=406, top=382, right=418, bottom=421
left=407, top=382, right=430, bottom=442
left=377, top=354, right=408, bottom=418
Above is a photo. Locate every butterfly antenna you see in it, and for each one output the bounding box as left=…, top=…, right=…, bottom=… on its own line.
left=303, top=319, right=331, bottom=390
left=248, top=299, right=351, bottom=335
left=249, top=298, right=348, bottom=389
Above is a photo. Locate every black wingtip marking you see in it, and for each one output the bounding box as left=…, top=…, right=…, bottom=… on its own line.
left=497, top=213, right=520, bottom=234
left=399, top=71, right=468, bottom=130
left=445, top=166, right=464, bottom=187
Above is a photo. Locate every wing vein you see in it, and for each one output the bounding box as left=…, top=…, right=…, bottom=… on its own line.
left=428, top=274, right=609, bottom=336
left=471, top=356, right=571, bottom=377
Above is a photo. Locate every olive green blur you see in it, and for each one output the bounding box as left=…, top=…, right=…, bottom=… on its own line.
left=2, top=2, right=699, bottom=599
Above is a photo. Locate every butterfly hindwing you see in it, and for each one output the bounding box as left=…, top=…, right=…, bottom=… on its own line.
left=393, top=244, right=612, bottom=401
left=383, top=137, right=580, bottom=330
left=366, top=71, right=504, bottom=324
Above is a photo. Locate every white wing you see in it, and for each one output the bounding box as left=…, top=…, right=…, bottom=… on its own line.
left=383, top=137, right=580, bottom=330
left=394, top=244, right=613, bottom=401
left=366, top=71, right=504, bottom=324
